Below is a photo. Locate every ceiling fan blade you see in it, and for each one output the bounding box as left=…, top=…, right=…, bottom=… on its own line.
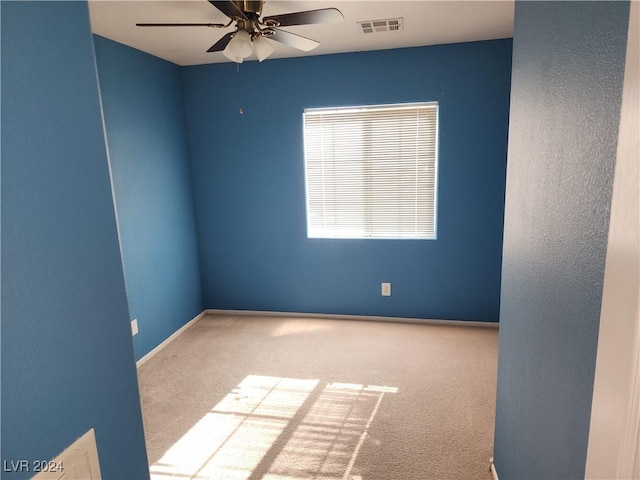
left=207, top=31, right=234, bottom=52
left=208, top=1, right=248, bottom=21
left=136, top=23, right=227, bottom=27
left=268, top=28, right=319, bottom=52
left=263, top=8, right=343, bottom=27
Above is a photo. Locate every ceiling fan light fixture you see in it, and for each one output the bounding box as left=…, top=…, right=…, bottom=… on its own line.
left=253, top=35, right=275, bottom=62
left=223, top=29, right=252, bottom=62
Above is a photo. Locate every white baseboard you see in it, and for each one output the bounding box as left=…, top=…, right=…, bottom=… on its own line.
left=136, top=311, right=207, bottom=368
left=205, top=309, right=499, bottom=328
left=490, top=457, right=499, bottom=480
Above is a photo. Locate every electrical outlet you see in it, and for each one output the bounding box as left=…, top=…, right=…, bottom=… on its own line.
left=381, top=282, right=391, bottom=296
left=131, top=319, right=139, bottom=336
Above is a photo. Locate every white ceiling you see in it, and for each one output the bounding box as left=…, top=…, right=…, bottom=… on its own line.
left=89, top=1, right=514, bottom=66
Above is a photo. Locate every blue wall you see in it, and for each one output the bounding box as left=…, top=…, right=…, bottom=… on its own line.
left=1, top=3, right=149, bottom=479
left=183, top=40, right=512, bottom=322
left=494, top=2, right=629, bottom=479
left=94, top=36, right=203, bottom=360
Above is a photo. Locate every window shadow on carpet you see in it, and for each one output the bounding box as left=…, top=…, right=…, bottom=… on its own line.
left=149, top=374, right=398, bottom=480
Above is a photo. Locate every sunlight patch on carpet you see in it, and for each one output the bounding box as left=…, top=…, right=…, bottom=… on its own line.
left=149, top=375, right=397, bottom=480
left=270, top=319, right=334, bottom=337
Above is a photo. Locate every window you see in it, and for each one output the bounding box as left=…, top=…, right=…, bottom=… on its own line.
left=303, top=102, right=438, bottom=239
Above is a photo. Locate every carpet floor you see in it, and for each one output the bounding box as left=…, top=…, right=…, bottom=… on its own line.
left=137, top=313, right=499, bottom=480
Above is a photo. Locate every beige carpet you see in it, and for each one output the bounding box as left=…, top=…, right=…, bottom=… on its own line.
left=137, top=314, right=498, bottom=480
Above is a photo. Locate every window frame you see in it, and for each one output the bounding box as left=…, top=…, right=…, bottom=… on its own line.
left=302, top=101, right=440, bottom=240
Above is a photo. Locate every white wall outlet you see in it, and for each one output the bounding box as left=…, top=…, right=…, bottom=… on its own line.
left=131, top=319, right=139, bottom=336
left=381, top=282, right=391, bottom=296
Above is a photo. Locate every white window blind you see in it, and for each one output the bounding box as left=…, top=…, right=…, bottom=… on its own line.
left=303, top=102, right=438, bottom=239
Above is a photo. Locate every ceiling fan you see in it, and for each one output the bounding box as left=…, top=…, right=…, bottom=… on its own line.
left=136, top=1, right=344, bottom=63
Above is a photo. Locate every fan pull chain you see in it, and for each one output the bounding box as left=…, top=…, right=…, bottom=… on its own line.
left=236, top=63, right=244, bottom=115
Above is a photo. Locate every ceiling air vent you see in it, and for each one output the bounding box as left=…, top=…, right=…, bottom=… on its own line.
left=358, top=17, right=404, bottom=34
